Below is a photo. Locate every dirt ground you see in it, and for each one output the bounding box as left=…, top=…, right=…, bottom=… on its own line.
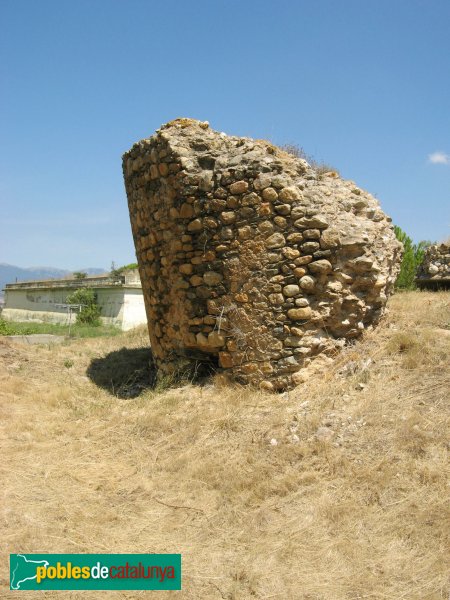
left=1, top=291, right=449, bottom=599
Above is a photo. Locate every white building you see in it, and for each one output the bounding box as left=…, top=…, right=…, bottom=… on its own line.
left=1, top=270, right=147, bottom=331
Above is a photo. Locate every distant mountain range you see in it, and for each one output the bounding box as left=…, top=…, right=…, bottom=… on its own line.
left=0, top=263, right=107, bottom=299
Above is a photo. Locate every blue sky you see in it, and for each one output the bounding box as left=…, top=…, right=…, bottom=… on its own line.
left=1, top=0, right=449, bottom=269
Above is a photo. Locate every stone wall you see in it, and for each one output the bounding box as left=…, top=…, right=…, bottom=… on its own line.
left=416, top=242, right=450, bottom=287
left=123, top=119, right=402, bottom=390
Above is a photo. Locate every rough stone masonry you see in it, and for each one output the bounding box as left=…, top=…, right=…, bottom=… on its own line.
left=416, top=242, right=450, bottom=288
left=123, top=119, right=402, bottom=391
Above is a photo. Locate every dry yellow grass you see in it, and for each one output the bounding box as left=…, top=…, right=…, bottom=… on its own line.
left=1, top=291, right=449, bottom=599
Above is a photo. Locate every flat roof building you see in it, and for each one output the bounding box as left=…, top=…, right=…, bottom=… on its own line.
left=1, top=270, right=147, bottom=331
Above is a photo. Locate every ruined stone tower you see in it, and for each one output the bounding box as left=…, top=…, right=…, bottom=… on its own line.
left=416, top=242, right=450, bottom=289
left=123, top=119, right=402, bottom=390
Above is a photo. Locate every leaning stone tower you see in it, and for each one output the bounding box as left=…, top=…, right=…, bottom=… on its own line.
left=123, top=119, right=402, bottom=390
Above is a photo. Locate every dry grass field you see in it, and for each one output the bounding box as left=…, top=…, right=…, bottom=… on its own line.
left=1, top=291, right=449, bottom=599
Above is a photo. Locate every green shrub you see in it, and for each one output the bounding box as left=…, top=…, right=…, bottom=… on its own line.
left=0, top=319, right=119, bottom=338
left=110, top=263, right=139, bottom=278
left=66, top=288, right=101, bottom=326
left=0, top=318, right=35, bottom=336
left=0, top=319, right=15, bottom=335
left=394, top=226, right=430, bottom=290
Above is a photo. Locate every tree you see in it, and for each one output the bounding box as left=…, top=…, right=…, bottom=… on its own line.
left=66, top=288, right=101, bottom=326
left=394, top=225, right=429, bottom=290
left=110, top=263, right=139, bottom=278
left=73, top=271, right=87, bottom=280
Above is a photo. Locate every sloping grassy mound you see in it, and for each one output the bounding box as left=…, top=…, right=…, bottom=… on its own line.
left=1, top=293, right=449, bottom=599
